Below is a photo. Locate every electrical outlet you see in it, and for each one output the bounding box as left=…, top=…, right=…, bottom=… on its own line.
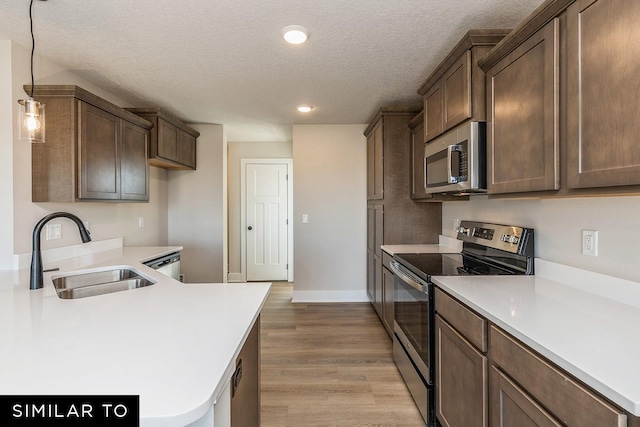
left=82, top=221, right=90, bottom=231
left=138, top=217, right=145, bottom=228
left=453, top=218, right=461, bottom=232
left=582, top=230, right=598, bottom=256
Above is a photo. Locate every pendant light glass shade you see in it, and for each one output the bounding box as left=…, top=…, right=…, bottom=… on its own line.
left=18, top=0, right=47, bottom=143
left=18, top=97, right=45, bottom=143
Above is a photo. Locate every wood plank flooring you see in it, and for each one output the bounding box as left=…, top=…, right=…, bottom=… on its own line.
left=260, top=282, right=426, bottom=427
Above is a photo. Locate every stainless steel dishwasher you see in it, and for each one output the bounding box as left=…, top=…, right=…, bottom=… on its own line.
left=144, top=252, right=181, bottom=281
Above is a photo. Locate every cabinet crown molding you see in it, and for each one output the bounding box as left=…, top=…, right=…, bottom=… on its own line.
left=24, top=85, right=153, bottom=130
left=417, top=29, right=511, bottom=95
left=478, top=0, right=576, bottom=71
left=125, top=107, right=200, bottom=138
left=364, top=107, right=421, bottom=136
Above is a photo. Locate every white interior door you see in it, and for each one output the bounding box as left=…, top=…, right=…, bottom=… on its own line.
left=246, top=163, right=289, bottom=281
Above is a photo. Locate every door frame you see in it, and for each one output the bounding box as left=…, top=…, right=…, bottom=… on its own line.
left=240, top=158, right=293, bottom=282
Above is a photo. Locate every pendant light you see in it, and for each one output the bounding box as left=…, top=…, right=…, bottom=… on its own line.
left=17, top=0, right=46, bottom=143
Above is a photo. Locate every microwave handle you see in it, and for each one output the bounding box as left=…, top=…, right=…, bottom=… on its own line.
left=447, top=145, right=462, bottom=184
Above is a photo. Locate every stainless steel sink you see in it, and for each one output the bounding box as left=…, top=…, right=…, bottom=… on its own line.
left=52, top=267, right=156, bottom=299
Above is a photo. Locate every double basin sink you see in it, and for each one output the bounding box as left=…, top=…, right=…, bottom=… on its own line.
left=52, top=267, right=156, bottom=299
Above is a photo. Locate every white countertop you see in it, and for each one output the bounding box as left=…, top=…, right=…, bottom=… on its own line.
left=0, top=243, right=271, bottom=426
left=382, top=235, right=462, bottom=255
left=433, top=259, right=640, bottom=416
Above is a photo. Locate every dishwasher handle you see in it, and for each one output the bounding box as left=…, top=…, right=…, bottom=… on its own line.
left=144, top=252, right=181, bottom=269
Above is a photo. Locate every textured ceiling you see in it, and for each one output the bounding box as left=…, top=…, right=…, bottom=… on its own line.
left=0, top=0, right=542, bottom=138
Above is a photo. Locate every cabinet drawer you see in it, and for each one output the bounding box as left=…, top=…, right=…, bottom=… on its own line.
left=490, top=366, right=562, bottom=427
left=382, top=252, right=393, bottom=271
left=435, top=288, right=487, bottom=352
left=490, top=326, right=626, bottom=426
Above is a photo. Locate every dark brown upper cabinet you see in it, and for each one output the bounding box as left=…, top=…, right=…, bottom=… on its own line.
left=126, top=107, right=199, bottom=170
left=366, top=118, right=384, bottom=200
left=483, top=19, right=560, bottom=194
left=566, top=0, right=640, bottom=189
left=408, top=112, right=432, bottom=201
left=28, top=85, right=152, bottom=202
left=479, top=0, right=640, bottom=197
left=417, top=30, right=510, bottom=144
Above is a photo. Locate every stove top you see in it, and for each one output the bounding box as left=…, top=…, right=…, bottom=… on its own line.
left=393, top=221, right=535, bottom=283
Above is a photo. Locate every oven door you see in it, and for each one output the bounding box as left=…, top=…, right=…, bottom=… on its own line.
left=390, top=261, right=432, bottom=384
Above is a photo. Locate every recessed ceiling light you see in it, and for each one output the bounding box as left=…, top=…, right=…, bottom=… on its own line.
left=282, top=25, right=309, bottom=44
left=297, top=104, right=314, bottom=113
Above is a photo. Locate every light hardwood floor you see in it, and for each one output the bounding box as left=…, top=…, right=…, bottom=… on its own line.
left=260, top=282, right=426, bottom=427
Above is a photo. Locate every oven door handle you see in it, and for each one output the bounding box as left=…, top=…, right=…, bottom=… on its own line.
left=390, top=261, right=427, bottom=293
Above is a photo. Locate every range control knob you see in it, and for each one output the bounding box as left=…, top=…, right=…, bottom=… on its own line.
left=457, top=226, right=470, bottom=236
left=501, top=234, right=520, bottom=244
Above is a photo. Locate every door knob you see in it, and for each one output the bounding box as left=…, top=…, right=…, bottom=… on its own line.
left=248, top=226, right=253, bottom=230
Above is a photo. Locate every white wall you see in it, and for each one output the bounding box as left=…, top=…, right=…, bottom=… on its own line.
left=442, top=195, right=640, bottom=283
left=292, top=125, right=367, bottom=302
left=3, top=40, right=170, bottom=268
left=0, top=42, right=15, bottom=268
left=168, top=124, right=225, bottom=283
left=227, top=140, right=293, bottom=279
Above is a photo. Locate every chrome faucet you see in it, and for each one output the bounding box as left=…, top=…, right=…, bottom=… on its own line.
left=30, top=212, right=92, bottom=290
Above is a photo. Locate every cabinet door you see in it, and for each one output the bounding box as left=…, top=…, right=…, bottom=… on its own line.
left=366, top=251, right=375, bottom=302
left=78, top=102, right=120, bottom=200
left=435, top=315, right=488, bottom=427
left=567, top=0, right=640, bottom=188
left=486, top=19, right=560, bottom=194
left=366, top=205, right=375, bottom=302
left=121, top=121, right=149, bottom=201
left=490, top=366, right=562, bottom=427
left=382, top=265, right=394, bottom=336
left=411, top=120, right=432, bottom=200
left=424, top=83, right=443, bottom=142
left=372, top=119, right=384, bottom=199
left=366, top=131, right=375, bottom=199
left=366, top=118, right=384, bottom=200
left=178, top=131, right=197, bottom=169
left=158, top=118, right=179, bottom=162
left=367, top=204, right=383, bottom=306
left=373, top=256, right=383, bottom=317
left=231, top=317, right=260, bottom=427
left=443, top=50, right=471, bottom=132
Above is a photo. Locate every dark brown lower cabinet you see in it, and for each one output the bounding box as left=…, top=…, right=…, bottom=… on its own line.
left=435, top=315, right=488, bottom=427
left=490, top=325, right=625, bottom=426
left=491, top=366, right=561, bottom=427
left=230, top=316, right=260, bottom=427
left=381, top=253, right=395, bottom=336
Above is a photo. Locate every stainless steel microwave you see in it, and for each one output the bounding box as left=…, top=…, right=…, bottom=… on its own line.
left=423, top=121, right=486, bottom=194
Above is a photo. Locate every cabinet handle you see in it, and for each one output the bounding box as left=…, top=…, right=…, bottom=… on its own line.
left=248, top=226, right=253, bottom=231
left=231, top=359, right=243, bottom=398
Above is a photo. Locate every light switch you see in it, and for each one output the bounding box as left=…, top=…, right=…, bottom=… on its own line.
left=46, top=223, right=62, bottom=240
left=138, top=217, right=145, bottom=228
left=302, top=214, right=309, bottom=224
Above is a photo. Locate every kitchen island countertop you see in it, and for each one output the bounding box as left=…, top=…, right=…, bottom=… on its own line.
left=0, top=243, right=270, bottom=426
left=433, top=259, right=640, bottom=417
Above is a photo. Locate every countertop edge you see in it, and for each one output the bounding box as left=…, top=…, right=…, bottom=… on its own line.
left=432, top=275, right=640, bottom=416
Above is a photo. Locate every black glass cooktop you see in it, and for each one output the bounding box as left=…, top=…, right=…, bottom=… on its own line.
left=394, top=252, right=518, bottom=283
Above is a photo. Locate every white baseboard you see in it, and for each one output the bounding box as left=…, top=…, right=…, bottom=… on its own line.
left=291, top=290, right=369, bottom=303
left=227, top=272, right=242, bottom=282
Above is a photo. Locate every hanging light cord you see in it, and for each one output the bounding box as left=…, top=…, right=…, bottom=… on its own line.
left=29, top=0, right=35, bottom=98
